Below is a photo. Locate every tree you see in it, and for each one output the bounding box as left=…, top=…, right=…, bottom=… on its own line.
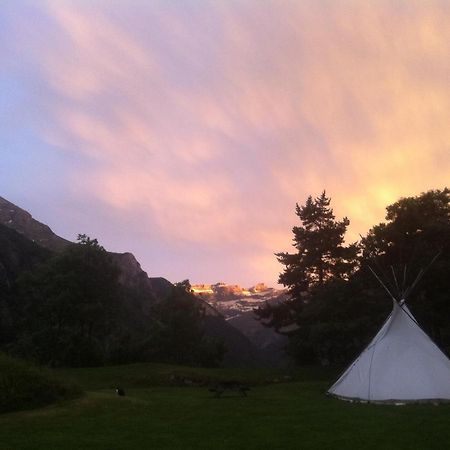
left=146, top=280, right=225, bottom=367
left=362, top=188, right=450, bottom=264
left=10, top=235, right=124, bottom=366
left=255, top=192, right=358, bottom=363
left=360, top=188, right=450, bottom=350
left=276, top=191, right=358, bottom=298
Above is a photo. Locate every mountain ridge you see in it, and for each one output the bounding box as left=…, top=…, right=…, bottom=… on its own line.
left=0, top=196, right=174, bottom=303
left=0, top=196, right=71, bottom=252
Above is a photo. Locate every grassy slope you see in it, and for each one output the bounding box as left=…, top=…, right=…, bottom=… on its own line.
left=55, top=362, right=336, bottom=390
left=0, top=353, right=81, bottom=414
left=1, top=363, right=450, bottom=450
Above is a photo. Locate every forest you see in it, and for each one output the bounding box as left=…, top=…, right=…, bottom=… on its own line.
left=0, top=233, right=224, bottom=367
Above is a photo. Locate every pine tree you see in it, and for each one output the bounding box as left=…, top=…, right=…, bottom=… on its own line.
left=276, top=191, right=358, bottom=300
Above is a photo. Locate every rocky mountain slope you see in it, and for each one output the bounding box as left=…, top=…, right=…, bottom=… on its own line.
left=0, top=196, right=167, bottom=302
left=0, top=197, right=70, bottom=252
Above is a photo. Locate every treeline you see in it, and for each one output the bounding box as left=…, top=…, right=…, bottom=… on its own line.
left=256, top=188, right=450, bottom=366
left=0, top=234, right=224, bottom=367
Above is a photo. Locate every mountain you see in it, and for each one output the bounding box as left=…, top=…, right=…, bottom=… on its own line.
left=0, top=196, right=262, bottom=367
left=0, top=197, right=70, bottom=252
left=0, top=197, right=160, bottom=298
left=0, top=196, right=175, bottom=303
left=192, top=283, right=291, bottom=366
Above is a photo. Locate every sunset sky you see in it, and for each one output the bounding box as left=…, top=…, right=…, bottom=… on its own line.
left=1, top=1, right=449, bottom=287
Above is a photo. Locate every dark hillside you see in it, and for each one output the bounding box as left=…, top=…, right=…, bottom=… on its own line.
left=204, top=316, right=265, bottom=367
left=0, top=223, right=52, bottom=289
left=0, top=197, right=263, bottom=367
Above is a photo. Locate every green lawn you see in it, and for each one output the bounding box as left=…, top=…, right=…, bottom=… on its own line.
left=1, top=363, right=450, bottom=450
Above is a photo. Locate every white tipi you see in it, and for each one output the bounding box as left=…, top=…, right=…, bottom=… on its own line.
left=328, top=266, right=450, bottom=403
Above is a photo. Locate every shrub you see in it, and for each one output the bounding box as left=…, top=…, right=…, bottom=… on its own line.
left=0, top=353, right=81, bottom=413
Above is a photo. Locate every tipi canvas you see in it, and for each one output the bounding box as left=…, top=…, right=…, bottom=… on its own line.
left=328, top=299, right=450, bottom=403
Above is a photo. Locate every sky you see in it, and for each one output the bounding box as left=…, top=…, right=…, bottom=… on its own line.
left=1, top=1, right=449, bottom=287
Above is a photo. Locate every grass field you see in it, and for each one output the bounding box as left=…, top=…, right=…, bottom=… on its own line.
left=1, top=363, right=450, bottom=450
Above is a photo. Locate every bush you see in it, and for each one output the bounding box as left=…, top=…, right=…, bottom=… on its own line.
left=0, top=353, right=81, bottom=413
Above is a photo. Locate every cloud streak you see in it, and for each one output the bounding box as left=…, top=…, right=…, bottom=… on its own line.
left=2, top=0, right=450, bottom=285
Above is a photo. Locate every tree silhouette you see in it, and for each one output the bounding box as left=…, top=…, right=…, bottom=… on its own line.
left=276, top=191, right=358, bottom=299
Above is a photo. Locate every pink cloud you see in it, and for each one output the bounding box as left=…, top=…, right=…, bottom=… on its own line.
left=5, top=0, right=450, bottom=285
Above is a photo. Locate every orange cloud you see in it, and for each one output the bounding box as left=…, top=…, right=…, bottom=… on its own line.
left=9, top=0, right=450, bottom=285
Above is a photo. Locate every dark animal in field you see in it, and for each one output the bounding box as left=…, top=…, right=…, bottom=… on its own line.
left=116, top=387, right=125, bottom=396
left=209, top=381, right=250, bottom=398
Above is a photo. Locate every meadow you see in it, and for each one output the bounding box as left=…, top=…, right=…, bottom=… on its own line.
left=1, top=363, right=450, bottom=450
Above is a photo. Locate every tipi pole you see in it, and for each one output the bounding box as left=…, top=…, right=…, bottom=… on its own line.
left=401, top=265, right=407, bottom=297
left=391, top=266, right=401, bottom=298
left=403, top=251, right=442, bottom=299
left=368, top=266, right=397, bottom=302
